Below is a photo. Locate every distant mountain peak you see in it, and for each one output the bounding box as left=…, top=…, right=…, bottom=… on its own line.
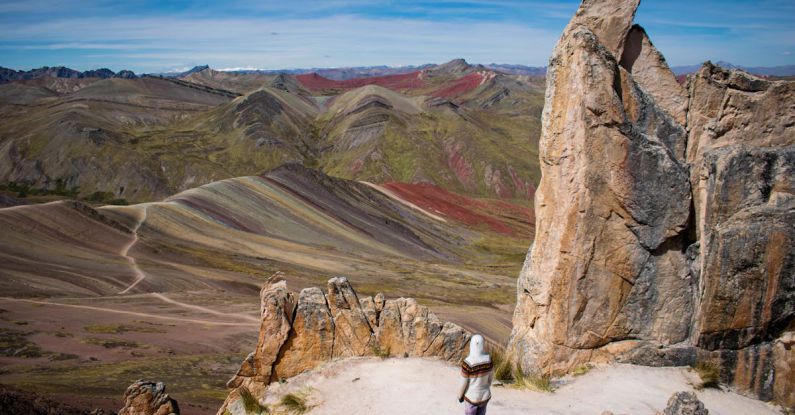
left=0, top=65, right=137, bottom=84
left=178, top=65, right=210, bottom=77
left=438, top=58, right=470, bottom=71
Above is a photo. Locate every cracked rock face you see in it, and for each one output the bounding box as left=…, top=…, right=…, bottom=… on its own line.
left=118, top=380, right=179, bottom=415
left=221, top=275, right=470, bottom=414
left=508, top=0, right=794, bottom=410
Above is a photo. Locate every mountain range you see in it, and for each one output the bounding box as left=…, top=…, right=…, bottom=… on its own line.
left=0, top=59, right=544, bottom=203
left=4, top=60, right=795, bottom=86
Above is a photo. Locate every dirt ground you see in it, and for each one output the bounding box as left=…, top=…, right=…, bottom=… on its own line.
left=254, top=357, right=784, bottom=415
left=0, top=291, right=260, bottom=415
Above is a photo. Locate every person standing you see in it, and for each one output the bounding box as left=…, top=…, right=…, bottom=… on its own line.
left=457, top=334, right=493, bottom=415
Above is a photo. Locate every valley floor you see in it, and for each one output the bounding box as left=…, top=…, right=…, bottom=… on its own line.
left=258, top=358, right=782, bottom=415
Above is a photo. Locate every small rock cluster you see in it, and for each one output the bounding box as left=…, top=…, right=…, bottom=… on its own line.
left=118, top=380, right=179, bottom=415
left=221, top=275, right=471, bottom=412
left=662, top=391, right=708, bottom=415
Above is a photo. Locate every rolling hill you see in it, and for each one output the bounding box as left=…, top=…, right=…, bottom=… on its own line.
left=0, top=59, right=544, bottom=203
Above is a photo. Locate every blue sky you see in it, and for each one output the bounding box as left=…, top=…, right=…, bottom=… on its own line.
left=0, top=0, right=793, bottom=73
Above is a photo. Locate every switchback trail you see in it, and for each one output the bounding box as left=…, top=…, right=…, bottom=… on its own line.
left=119, top=206, right=148, bottom=294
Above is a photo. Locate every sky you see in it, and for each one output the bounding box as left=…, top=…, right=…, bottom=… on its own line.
left=0, top=0, right=793, bottom=73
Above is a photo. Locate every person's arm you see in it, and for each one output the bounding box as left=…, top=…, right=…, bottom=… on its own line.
left=458, top=375, right=470, bottom=402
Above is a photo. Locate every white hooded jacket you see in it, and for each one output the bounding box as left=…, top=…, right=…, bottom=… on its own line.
left=457, top=334, right=493, bottom=405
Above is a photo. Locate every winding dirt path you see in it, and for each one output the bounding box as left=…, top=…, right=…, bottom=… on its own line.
left=0, top=297, right=258, bottom=327
left=150, top=293, right=260, bottom=323
left=118, top=206, right=148, bottom=294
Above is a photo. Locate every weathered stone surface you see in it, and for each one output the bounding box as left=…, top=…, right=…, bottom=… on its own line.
left=327, top=277, right=376, bottom=357
left=508, top=0, right=794, bottom=410
left=620, top=25, right=688, bottom=125
left=567, top=0, right=640, bottom=58
left=508, top=6, right=691, bottom=374
left=694, top=147, right=795, bottom=351
left=686, top=63, right=795, bottom=173
left=118, top=380, right=179, bottom=415
left=222, top=276, right=470, bottom=414
left=252, top=279, right=295, bottom=383
left=271, top=287, right=334, bottom=381
left=662, top=391, right=708, bottom=415
left=360, top=295, right=379, bottom=328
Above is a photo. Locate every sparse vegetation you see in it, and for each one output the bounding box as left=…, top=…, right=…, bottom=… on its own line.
left=692, top=361, right=721, bottom=389
left=372, top=344, right=390, bottom=359
left=0, top=328, right=44, bottom=358
left=239, top=386, right=268, bottom=414
left=49, top=352, right=79, bottom=361
left=0, top=179, right=80, bottom=199
left=85, top=191, right=128, bottom=205
left=84, top=324, right=165, bottom=334
left=490, top=348, right=514, bottom=383
left=0, top=180, right=130, bottom=204
left=279, top=390, right=312, bottom=414
left=487, top=347, right=553, bottom=392
left=512, top=366, right=554, bottom=392
left=83, top=337, right=141, bottom=349
left=572, top=363, right=593, bottom=377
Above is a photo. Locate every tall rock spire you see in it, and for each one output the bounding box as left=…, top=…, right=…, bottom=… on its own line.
left=508, top=0, right=794, bottom=410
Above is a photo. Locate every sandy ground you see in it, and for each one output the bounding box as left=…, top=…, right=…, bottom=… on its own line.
left=261, top=358, right=783, bottom=415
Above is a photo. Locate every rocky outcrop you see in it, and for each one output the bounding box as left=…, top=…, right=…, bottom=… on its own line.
left=118, top=380, right=179, bottom=415
left=508, top=0, right=794, bottom=410
left=662, top=392, right=708, bottom=415
left=221, top=275, right=470, bottom=414
left=0, top=384, right=105, bottom=415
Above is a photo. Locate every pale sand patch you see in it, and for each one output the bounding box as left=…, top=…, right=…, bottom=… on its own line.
left=260, top=357, right=782, bottom=415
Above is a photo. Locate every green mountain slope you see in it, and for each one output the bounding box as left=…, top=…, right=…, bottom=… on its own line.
left=0, top=60, right=544, bottom=203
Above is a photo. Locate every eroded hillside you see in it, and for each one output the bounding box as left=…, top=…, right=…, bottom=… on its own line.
left=0, top=60, right=544, bottom=203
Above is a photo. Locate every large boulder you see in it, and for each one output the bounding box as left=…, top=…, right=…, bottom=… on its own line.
left=118, top=380, right=179, bottom=415
left=662, top=391, right=708, bottom=415
left=508, top=0, right=794, bottom=410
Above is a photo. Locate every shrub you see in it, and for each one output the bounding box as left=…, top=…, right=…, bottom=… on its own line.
left=693, top=361, right=720, bottom=389
left=512, top=365, right=554, bottom=392
left=238, top=387, right=268, bottom=414
left=572, top=363, right=593, bottom=377
left=280, top=390, right=311, bottom=414
left=490, top=349, right=514, bottom=383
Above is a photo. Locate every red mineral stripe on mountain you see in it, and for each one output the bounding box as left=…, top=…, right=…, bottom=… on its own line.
left=296, top=71, right=424, bottom=91
left=431, top=72, right=485, bottom=98
left=381, top=182, right=533, bottom=236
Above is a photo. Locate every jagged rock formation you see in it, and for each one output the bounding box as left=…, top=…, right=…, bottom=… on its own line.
left=118, top=380, right=179, bottom=415
left=220, top=275, right=470, bottom=414
left=507, top=0, right=794, bottom=409
left=662, top=392, right=708, bottom=415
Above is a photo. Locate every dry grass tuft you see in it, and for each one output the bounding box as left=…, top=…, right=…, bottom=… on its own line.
left=513, top=367, right=554, bottom=392
left=279, top=389, right=312, bottom=414
left=693, top=361, right=721, bottom=390
left=239, top=386, right=269, bottom=414
left=490, top=349, right=515, bottom=383
left=572, top=363, right=593, bottom=377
